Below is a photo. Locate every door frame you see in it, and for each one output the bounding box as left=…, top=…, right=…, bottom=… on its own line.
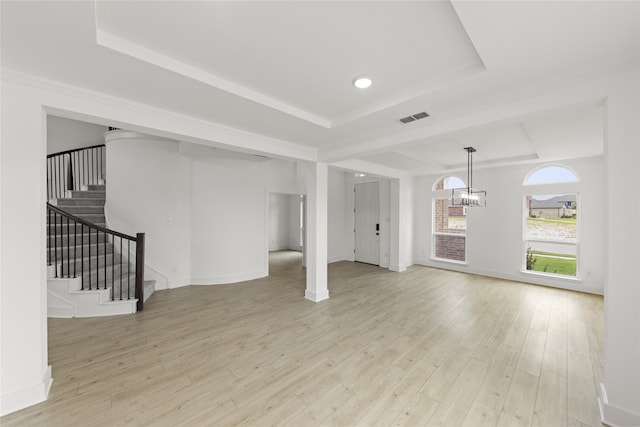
left=264, top=190, right=306, bottom=275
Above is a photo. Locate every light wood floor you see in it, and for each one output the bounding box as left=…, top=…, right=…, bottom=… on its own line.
left=2, top=251, right=604, bottom=426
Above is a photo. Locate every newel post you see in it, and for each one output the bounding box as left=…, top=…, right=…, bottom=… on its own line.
left=135, top=232, right=145, bottom=311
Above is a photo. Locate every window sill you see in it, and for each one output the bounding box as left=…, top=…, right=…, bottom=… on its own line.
left=432, top=257, right=467, bottom=266
left=521, top=270, right=582, bottom=282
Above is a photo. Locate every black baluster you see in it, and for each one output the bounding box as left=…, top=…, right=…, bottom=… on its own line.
left=88, top=227, right=92, bottom=289
left=60, top=155, right=63, bottom=198
left=47, top=208, right=51, bottom=266
left=60, top=214, right=64, bottom=278
left=73, top=221, right=77, bottom=278
left=95, top=227, right=99, bottom=289
left=54, top=212, right=58, bottom=277
left=120, top=237, right=123, bottom=300
left=81, top=224, right=84, bottom=290
left=127, top=240, right=131, bottom=300
left=112, top=234, right=115, bottom=300
left=66, top=217, right=70, bottom=277
left=56, top=156, right=60, bottom=199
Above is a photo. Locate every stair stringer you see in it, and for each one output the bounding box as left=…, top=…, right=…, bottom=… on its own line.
left=47, top=277, right=137, bottom=318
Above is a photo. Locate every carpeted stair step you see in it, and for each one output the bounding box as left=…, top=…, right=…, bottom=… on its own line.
left=48, top=232, right=108, bottom=246
left=52, top=205, right=105, bottom=215
left=48, top=242, right=113, bottom=258
left=69, top=190, right=105, bottom=199
left=48, top=213, right=105, bottom=224
left=52, top=252, right=119, bottom=273
left=56, top=198, right=105, bottom=207
left=83, top=184, right=106, bottom=191
left=70, top=266, right=133, bottom=283
left=47, top=223, right=107, bottom=235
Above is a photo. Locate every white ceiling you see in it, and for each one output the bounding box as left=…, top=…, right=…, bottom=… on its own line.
left=2, top=1, right=638, bottom=176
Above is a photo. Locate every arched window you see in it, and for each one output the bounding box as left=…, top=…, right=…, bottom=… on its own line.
left=523, top=165, right=579, bottom=277
left=433, top=175, right=465, bottom=191
left=524, top=165, right=578, bottom=185
left=433, top=176, right=467, bottom=262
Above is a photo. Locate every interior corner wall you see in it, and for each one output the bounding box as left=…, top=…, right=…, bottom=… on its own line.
left=413, top=156, right=605, bottom=294
left=401, top=177, right=414, bottom=268
left=600, top=66, right=640, bottom=426
left=47, top=116, right=108, bottom=154
left=268, top=193, right=291, bottom=251
left=1, top=80, right=50, bottom=415
left=379, top=179, right=391, bottom=268
left=328, top=168, right=349, bottom=263
left=190, top=158, right=304, bottom=285
left=287, top=195, right=302, bottom=251
left=105, top=133, right=192, bottom=290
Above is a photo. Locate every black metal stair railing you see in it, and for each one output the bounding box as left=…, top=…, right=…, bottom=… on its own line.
left=46, top=144, right=146, bottom=310
left=47, top=204, right=145, bottom=309
left=47, top=144, right=105, bottom=200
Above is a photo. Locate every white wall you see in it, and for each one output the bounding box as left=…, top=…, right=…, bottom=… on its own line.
left=328, top=168, right=349, bottom=263
left=1, top=80, right=51, bottom=415
left=288, top=195, right=302, bottom=251
left=601, top=66, right=640, bottom=426
left=413, top=156, right=605, bottom=294
left=268, top=193, right=291, bottom=251
left=105, top=131, right=192, bottom=289
left=47, top=116, right=108, bottom=154
left=191, top=158, right=305, bottom=284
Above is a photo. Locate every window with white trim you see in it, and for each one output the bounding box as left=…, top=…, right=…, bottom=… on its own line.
left=524, top=166, right=578, bottom=277
left=433, top=176, right=466, bottom=262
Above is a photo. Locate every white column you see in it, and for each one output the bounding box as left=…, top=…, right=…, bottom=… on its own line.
left=0, top=81, right=51, bottom=416
left=305, top=162, right=329, bottom=302
left=600, top=68, right=640, bottom=426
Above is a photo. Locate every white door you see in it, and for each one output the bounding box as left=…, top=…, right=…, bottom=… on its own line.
left=355, top=182, right=380, bottom=265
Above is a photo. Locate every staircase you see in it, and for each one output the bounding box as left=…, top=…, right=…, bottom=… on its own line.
left=46, top=145, right=154, bottom=318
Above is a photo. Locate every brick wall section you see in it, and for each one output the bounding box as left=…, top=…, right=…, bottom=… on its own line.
left=435, top=235, right=466, bottom=261
left=449, top=206, right=464, bottom=216
left=434, top=179, right=466, bottom=261
left=435, top=198, right=464, bottom=234
left=435, top=198, right=448, bottom=232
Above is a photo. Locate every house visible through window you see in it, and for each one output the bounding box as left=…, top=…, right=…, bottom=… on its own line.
left=524, top=166, right=578, bottom=277
left=433, top=176, right=466, bottom=262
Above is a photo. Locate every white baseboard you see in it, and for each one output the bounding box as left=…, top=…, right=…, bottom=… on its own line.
left=328, top=255, right=348, bottom=264
left=305, top=289, right=329, bottom=302
left=598, top=383, right=640, bottom=427
left=189, top=270, right=266, bottom=286
left=389, top=263, right=407, bottom=272
left=0, top=365, right=52, bottom=416
left=413, top=259, right=604, bottom=295
left=167, top=277, right=192, bottom=289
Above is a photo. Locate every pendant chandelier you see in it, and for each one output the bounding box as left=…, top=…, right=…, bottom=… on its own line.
left=451, top=147, right=486, bottom=207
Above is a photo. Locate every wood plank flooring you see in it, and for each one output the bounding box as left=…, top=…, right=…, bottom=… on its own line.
left=1, top=251, right=604, bottom=426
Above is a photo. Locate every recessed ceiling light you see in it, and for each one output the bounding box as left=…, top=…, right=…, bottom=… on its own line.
left=353, top=76, right=373, bottom=89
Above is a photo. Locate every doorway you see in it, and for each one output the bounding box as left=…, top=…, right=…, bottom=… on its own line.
left=267, top=192, right=305, bottom=271
left=354, top=182, right=380, bottom=265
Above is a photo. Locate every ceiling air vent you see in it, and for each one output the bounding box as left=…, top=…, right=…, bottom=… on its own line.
left=399, top=111, right=429, bottom=124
